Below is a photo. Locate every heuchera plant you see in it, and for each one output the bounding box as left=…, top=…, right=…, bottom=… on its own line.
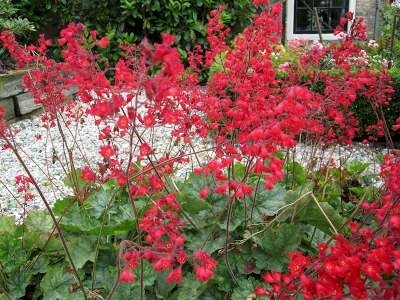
left=0, top=0, right=399, bottom=298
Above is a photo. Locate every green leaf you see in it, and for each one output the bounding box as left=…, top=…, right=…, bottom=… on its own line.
left=111, top=267, right=141, bottom=299
left=30, top=255, right=50, bottom=275
left=60, top=203, right=100, bottom=233
left=25, top=210, right=53, bottom=232
left=375, top=152, right=384, bottom=164
left=232, top=162, right=246, bottom=179
left=63, top=168, right=87, bottom=189
left=177, top=189, right=210, bottom=213
left=53, top=197, right=73, bottom=215
left=346, top=160, right=371, bottom=174
left=295, top=200, right=345, bottom=235
left=284, top=161, right=307, bottom=186
left=231, top=277, right=259, bottom=300
left=260, top=223, right=304, bottom=271
left=0, top=216, right=17, bottom=234
left=185, top=229, right=225, bottom=255
left=218, top=201, right=244, bottom=231
left=40, top=265, right=75, bottom=300
left=6, top=267, right=32, bottom=299
left=0, top=233, right=27, bottom=273
left=253, top=184, right=299, bottom=221
left=155, top=270, right=177, bottom=299
left=86, top=189, right=113, bottom=218
left=133, top=260, right=157, bottom=287
left=175, top=273, right=205, bottom=299
left=211, top=263, right=233, bottom=293
left=349, top=186, right=375, bottom=201
left=209, top=50, right=227, bottom=77
left=67, top=236, right=96, bottom=269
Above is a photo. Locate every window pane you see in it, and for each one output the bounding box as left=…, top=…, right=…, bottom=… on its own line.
left=314, top=0, right=330, bottom=7
left=314, top=8, right=330, bottom=31
left=297, top=0, right=312, bottom=8
left=295, top=9, right=312, bottom=32
left=331, top=8, right=345, bottom=27
left=294, top=0, right=348, bottom=34
left=332, top=0, right=345, bottom=7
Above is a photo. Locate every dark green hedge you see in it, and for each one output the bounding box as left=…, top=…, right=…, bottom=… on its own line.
left=14, top=0, right=254, bottom=52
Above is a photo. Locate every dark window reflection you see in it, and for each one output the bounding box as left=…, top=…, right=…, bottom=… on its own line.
left=294, top=0, right=349, bottom=34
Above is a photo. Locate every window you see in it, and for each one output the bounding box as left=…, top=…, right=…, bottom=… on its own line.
left=294, top=0, right=349, bottom=34
left=286, top=0, right=356, bottom=41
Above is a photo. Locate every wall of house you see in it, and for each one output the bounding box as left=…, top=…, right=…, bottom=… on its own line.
left=356, top=0, right=379, bottom=39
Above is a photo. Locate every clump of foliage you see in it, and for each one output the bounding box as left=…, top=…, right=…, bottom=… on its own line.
left=379, top=2, right=400, bottom=68
left=14, top=0, right=255, bottom=65
left=0, top=0, right=34, bottom=36
left=351, top=3, right=400, bottom=144
left=0, top=0, right=34, bottom=73
left=0, top=0, right=399, bottom=299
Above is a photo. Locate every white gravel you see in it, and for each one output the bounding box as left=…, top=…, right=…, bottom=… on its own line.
left=0, top=102, right=214, bottom=222
left=0, top=104, right=390, bottom=222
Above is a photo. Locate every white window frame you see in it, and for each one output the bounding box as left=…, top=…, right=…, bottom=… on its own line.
left=285, top=0, right=357, bottom=41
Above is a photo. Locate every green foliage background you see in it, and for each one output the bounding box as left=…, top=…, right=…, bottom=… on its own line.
left=14, top=0, right=254, bottom=52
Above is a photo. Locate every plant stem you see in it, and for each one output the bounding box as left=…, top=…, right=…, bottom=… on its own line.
left=311, top=193, right=338, bottom=235
left=224, top=164, right=239, bottom=285
left=126, top=126, right=145, bottom=300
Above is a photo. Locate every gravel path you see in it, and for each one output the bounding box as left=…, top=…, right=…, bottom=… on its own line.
left=0, top=109, right=389, bottom=222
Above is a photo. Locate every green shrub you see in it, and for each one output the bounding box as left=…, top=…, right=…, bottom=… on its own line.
left=15, top=0, right=254, bottom=62
left=379, top=4, right=400, bottom=68
left=0, top=0, right=34, bottom=36
left=0, top=0, right=35, bottom=72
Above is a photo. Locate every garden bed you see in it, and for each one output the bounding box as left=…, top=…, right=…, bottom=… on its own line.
left=0, top=2, right=399, bottom=299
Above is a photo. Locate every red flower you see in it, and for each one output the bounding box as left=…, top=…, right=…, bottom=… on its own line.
left=193, top=250, right=216, bottom=282
left=167, top=267, right=182, bottom=284
left=148, top=174, right=164, bottom=192
left=0, top=106, right=4, bottom=119
left=117, top=115, right=129, bottom=129
left=119, top=269, right=135, bottom=283
left=139, top=143, right=153, bottom=156
left=97, top=36, right=109, bottom=48
left=254, top=286, right=267, bottom=296
left=81, top=166, right=96, bottom=182
left=199, top=187, right=210, bottom=199
left=99, top=145, right=115, bottom=159
left=161, top=33, right=176, bottom=45
left=194, top=266, right=214, bottom=281
left=153, top=256, right=174, bottom=271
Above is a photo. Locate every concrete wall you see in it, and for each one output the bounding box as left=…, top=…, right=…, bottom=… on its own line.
left=0, top=72, right=77, bottom=121
left=0, top=72, right=41, bottom=120
left=356, top=0, right=381, bottom=39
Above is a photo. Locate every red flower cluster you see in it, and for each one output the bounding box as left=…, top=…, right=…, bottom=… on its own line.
left=0, top=0, right=398, bottom=295
left=15, top=174, right=34, bottom=201
left=256, top=152, right=400, bottom=299
left=118, top=194, right=216, bottom=284
left=193, top=250, right=217, bottom=282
